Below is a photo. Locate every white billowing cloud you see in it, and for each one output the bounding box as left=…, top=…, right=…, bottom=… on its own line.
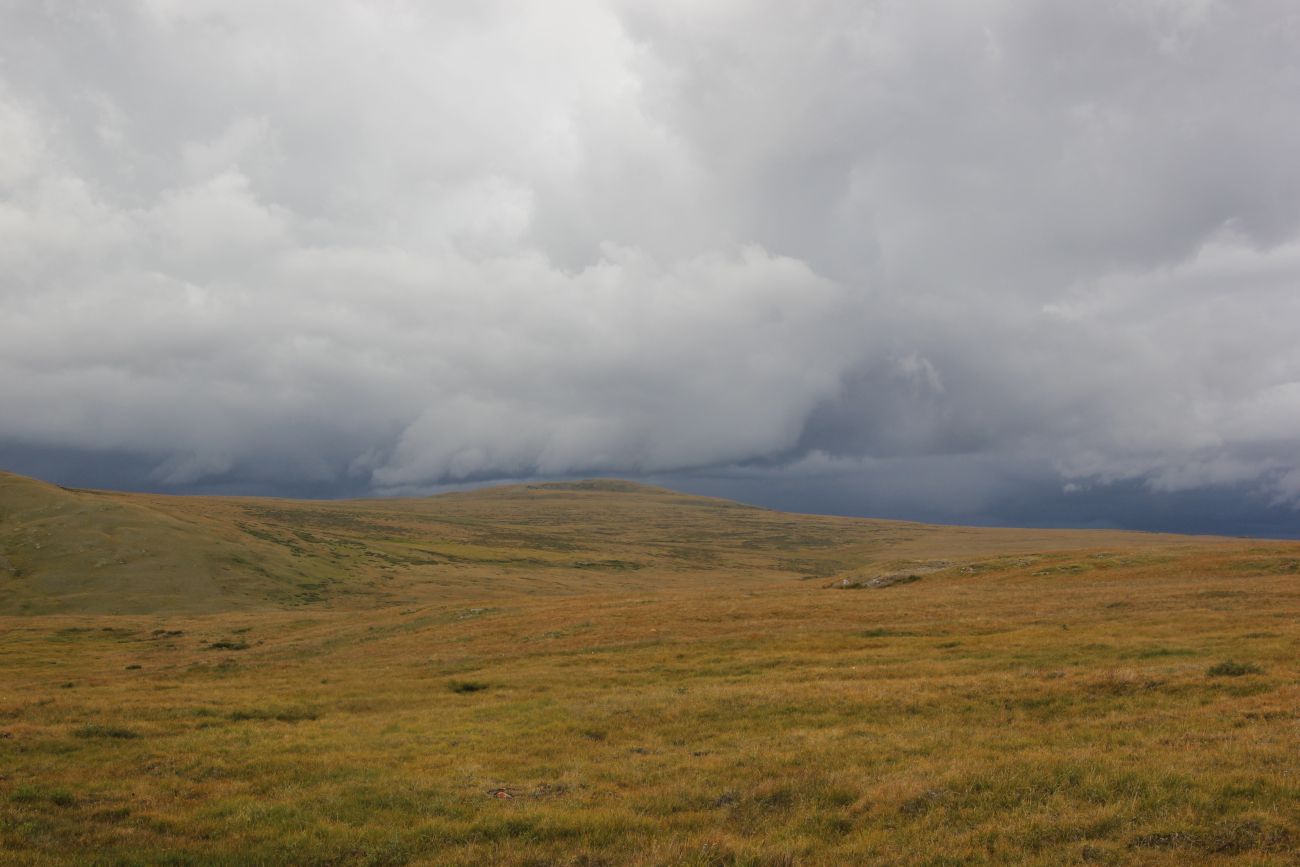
left=146, top=170, right=290, bottom=268
left=1037, top=234, right=1300, bottom=502
left=180, top=116, right=274, bottom=181
left=2, top=0, right=1300, bottom=518
left=0, top=86, right=45, bottom=190
left=372, top=245, right=856, bottom=486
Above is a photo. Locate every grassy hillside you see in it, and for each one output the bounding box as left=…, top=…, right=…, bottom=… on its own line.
left=0, top=470, right=1225, bottom=615
left=0, top=471, right=1297, bottom=864
left=0, top=472, right=318, bottom=615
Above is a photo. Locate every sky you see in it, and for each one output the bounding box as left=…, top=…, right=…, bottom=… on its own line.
left=2, top=1, right=1300, bottom=536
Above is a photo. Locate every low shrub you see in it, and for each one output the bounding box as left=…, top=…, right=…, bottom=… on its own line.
left=74, top=724, right=140, bottom=739
left=449, top=680, right=490, bottom=694
left=1207, top=661, right=1263, bottom=677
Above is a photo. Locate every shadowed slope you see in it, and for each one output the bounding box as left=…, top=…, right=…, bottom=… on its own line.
left=0, top=473, right=314, bottom=614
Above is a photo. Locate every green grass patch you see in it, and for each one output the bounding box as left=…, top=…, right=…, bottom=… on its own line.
left=11, top=785, right=76, bottom=808
left=228, top=707, right=319, bottom=723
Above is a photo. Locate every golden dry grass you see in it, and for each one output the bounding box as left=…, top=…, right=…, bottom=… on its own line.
left=1, top=472, right=1297, bottom=864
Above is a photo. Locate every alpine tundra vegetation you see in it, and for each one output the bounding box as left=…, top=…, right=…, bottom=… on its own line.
left=1, top=472, right=1296, bottom=864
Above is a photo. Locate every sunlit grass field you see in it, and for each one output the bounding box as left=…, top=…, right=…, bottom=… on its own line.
left=1, top=474, right=1297, bottom=864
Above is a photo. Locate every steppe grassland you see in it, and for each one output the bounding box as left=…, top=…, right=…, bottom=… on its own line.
left=0, top=477, right=1297, bottom=864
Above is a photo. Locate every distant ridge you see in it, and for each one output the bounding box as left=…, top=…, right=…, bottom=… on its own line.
left=0, top=468, right=1238, bottom=616
left=523, top=479, right=675, bottom=494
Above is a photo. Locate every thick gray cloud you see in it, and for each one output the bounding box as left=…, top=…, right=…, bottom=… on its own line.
left=3, top=1, right=1300, bottom=530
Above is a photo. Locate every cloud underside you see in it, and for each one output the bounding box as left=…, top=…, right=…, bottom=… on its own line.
left=3, top=1, right=1300, bottom=513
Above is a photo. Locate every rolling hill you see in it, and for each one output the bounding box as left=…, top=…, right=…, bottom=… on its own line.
left=0, top=470, right=1238, bottom=615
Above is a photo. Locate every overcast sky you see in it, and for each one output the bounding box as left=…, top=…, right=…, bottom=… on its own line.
left=3, top=1, right=1300, bottom=535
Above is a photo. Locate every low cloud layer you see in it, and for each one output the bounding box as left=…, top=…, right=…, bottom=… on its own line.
left=3, top=1, right=1300, bottom=531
